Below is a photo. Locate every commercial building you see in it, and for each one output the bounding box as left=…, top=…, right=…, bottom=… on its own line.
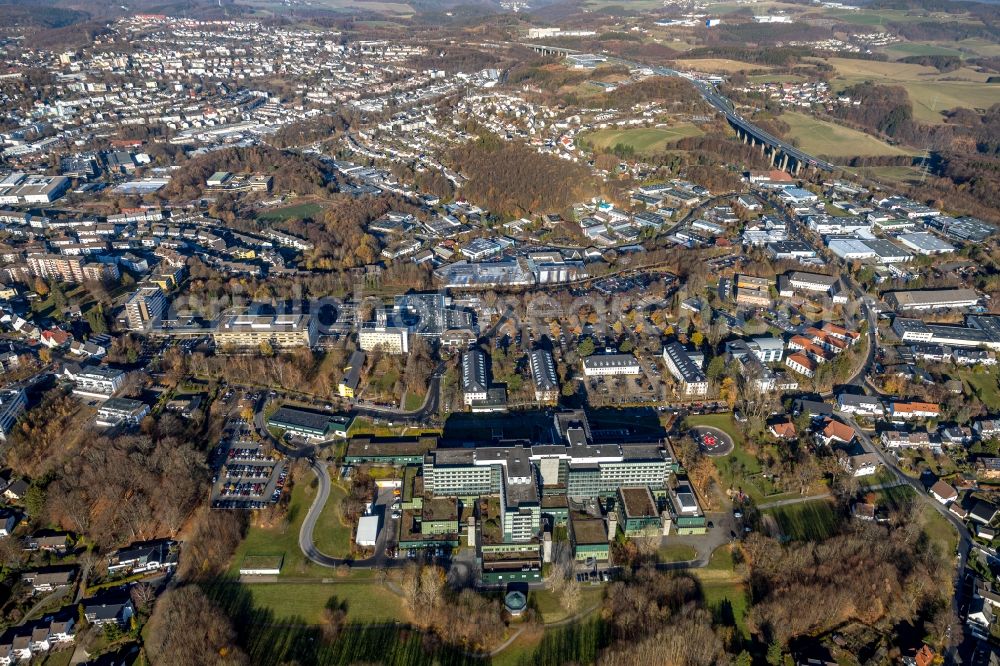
left=581, top=353, right=641, bottom=377
left=213, top=313, right=317, bottom=350
left=529, top=349, right=559, bottom=403
left=662, top=342, right=708, bottom=396
left=268, top=406, right=353, bottom=439
left=0, top=388, right=27, bottom=440
left=421, top=410, right=673, bottom=502
left=358, top=325, right=409, bottom=354
left=95, top=397, right=149, bottom=427
left=885, top=288, right=980, bottom=312
left=123, top=286, right=167, bottom=331
left=897, top=232, right=956, bottom=255
left=892, top=317, right=1000, bottom=350
left=827, top=238, right=913, bottom=264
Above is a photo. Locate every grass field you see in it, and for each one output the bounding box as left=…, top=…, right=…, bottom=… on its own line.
left=230, top=474, right=331, bottom=578
left=675, top=58, right=770, bottom=73
left=531, top=586, right=605, bottom=623
left=658, top=543, right=698, bottom=563
left=257, top=201, right=324, bottom=222
left=780, top=111, right=916, bottom=159
left=313, top=482, right=352, bottom=558
left=242, top=581, right=407, bottom=624
left=581, top=125, right=704, bottom=156
left=694, top=545, right=749, bottom=638
left=957, top=367, right=1000, bottom=412
left=763, top=499, right=840, bottom=541
left=882, top=42, right=967, bottom=59
left=856, top=165, right=928, bottom=187
left=827, top=57, right=1000, bottom=123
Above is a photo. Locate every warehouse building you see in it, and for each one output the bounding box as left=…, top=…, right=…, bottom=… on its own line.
left=885, top=288, right=980, bottom=312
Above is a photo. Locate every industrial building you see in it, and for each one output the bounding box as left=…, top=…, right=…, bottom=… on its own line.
left=885, top=288, right=980, bottom=312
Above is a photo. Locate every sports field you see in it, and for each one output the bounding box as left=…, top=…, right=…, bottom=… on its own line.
left=780, top=111, right=916, bottom=159
left=581, top=125, right=704, bottom=155
left=257, top=201, right=324, bottom=222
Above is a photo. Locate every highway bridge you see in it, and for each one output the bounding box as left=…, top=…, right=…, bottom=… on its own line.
left=517, top=44, right=837, bottom=175
left=649, top=65, right=837, bottom=174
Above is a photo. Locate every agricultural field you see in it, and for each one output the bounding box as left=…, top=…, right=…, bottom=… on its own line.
left=881, top=42, right=966, bottom=59
left=237, top=0, right=414, bottom=16
left=779, top=111, right=916, bottom=159
left=581, top=125, right=704, bottom=156
left=675, top=58, right=770, bottom=73
left=827, top=57, right=1000, bottom=123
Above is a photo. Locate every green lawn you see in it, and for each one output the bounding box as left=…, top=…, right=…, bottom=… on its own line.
left=580, top=125, right=704, bottom=156
left=695, top=546, right=749, bottom=638
left=958, top=367, right=1000, bottom=411
left=230, top=474, right=332, bottom=578
left=763, top=499, right=840, bottom=541
left=257, top=202, right=324, bottom=222
left=242, top=581, right=407, bottom=624
left=657, top=543, right=698, bottom=563
left=403, top=391, right=425, bottom=411
left=883, top=42, right=967, bottom=59
left=780, top=111, right=916, bottom=159
left=686, top=414, right=774, bottom=502
left=313, top=482, right=352, bottom=558
left=531, top=587, right=605, bottom=624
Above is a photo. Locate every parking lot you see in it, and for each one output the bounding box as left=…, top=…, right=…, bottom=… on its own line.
left=210, top=420, right=288, bottom=509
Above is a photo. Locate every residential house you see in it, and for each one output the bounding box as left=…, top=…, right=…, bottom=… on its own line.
left=22, top=567, right=75, bottom=594
left=82, top=596, right=134, bottom=627
left=107, top=539, right=178, bottom=576
left=929, top=480, right=958, bottom=504
left=890, top=401, right=941, bottom=420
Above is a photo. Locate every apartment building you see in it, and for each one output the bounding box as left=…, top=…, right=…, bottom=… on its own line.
left=581, top=353, right=641, bottom=377
left=358, top=325, right=409, bottom=354
left=95, top=397, right=149, bottom=427
left=71, top=366, right=125, bottom=398
left=0, top=388, right=27, bottom=440
left=123, top=286, right=166, bottom=331
left=213, top=313, right=317, bottom=350
left=889, top=401, right=941, bottom=420
left=529, top=349, right=559, bottom=403
left=462, top=350, right=489, bottom=405
left=734, top=274, right=771, bottom=307
left=662, top=342, right=708, bottom=396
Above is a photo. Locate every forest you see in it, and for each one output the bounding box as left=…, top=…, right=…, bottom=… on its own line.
left=449, top=135, right=598, bottom=218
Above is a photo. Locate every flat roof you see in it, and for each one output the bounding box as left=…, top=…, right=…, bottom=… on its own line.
left=268, top=406, right=333, bottom=433
left=570, top=514, right=607, bottom=545
left=619, top=486, right=657, bottom=519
